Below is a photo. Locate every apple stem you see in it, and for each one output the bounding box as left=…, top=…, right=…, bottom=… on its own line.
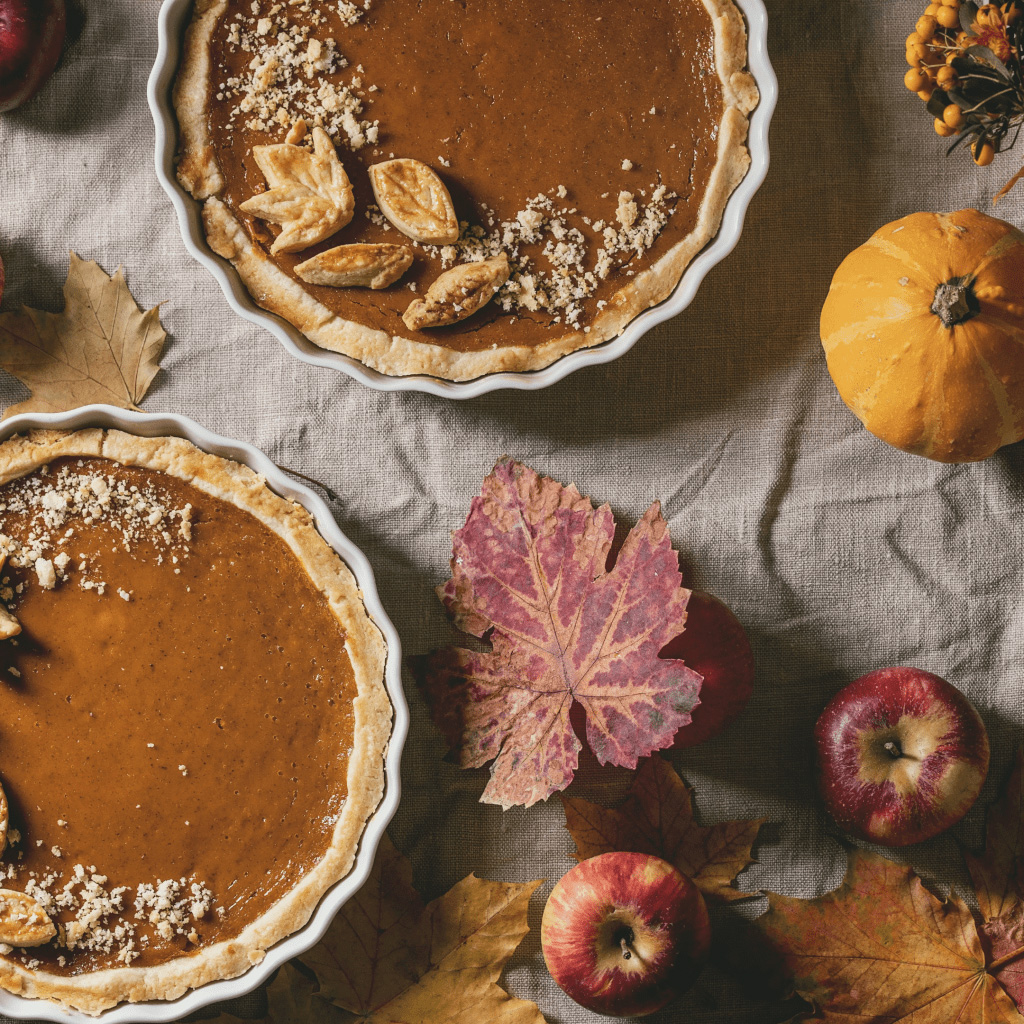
left=620, top=936, right=632, bottom=961
left=883, top=740, right=903, bottom=759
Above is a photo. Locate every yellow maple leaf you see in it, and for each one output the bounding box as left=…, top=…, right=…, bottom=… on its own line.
left=0, top=252, right=166, bottom=418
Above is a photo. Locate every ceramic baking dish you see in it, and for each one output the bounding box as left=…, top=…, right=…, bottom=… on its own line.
left=0, top=405, right=408, bottom=1022
left=148, top=0, right=776, bottom=397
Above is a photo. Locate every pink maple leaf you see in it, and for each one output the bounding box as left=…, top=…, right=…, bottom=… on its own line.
left=415, top=459, right=701, bottom=810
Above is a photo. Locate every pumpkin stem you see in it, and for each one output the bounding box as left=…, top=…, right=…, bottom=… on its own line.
left=931, top=277, right=980, bottom=328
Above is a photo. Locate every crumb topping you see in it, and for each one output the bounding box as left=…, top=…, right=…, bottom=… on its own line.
left=0, top=461, right=192, bottom=606
left=16, top=866, right=214, bottom=965
left=218, top=0, right=379, bottom=150
left=420, top=185, right=677, bottom=328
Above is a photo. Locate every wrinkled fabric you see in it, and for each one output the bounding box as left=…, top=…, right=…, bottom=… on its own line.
left=1, top=1, right=1023, bottom=1021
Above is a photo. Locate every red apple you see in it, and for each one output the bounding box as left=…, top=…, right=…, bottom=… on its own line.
left=815, top=667, right=989, bottom=847
left=541, top=851, right=710, bottom=1017
left=665, top=590, right=755, bottom=747
left=0, top=0, right=66, bottom=114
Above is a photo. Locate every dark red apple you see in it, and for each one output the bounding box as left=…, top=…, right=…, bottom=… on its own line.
left=541, top=851, right=710, bottom=1017
left=0, top=0, right=66, bottom=114
left=666, top=590, right=754, bottom=748
left=815, top=667, right=989, bottom=847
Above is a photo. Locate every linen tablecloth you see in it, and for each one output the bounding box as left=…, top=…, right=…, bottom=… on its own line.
left=2, top=1, right=1021, bottom=1021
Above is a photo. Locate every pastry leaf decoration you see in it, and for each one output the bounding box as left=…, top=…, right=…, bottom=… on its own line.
left=0, top=252, right=166, bottom=418
left=240, top=127, right=354, bottom=253
left=561, top=755, right=764, bottom=903
left=412, top=458, right=701, bottom=810
left=754, top=753, right=1024, bottom=1021
left=211, top=835, right=546, bottom=1024
left=368, top=158, right=459, bottom=244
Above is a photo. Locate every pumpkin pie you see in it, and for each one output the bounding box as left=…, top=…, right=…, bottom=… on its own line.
left=0, top=428, right=390, bottom=1013
left=174, top=0, right=759, bottom=381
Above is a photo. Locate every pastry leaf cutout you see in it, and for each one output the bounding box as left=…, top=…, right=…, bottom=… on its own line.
left=413, top=458, right=701, bottom=809
left=562, top=756, right=764, bottom=903
left=0, top=252, right=166, bottom=418
left=240, top=127, right=354, bottom=253
left=369, top=158, right=460, bottom=244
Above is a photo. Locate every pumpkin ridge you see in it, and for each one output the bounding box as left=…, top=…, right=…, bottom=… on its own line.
left=965, top=328, right=1018, bottom=455
left=970, top=230, right=1024, bottom=281
left=860, top=236, right=936, bottom=281
left=920, top=331, right=951, bottom=460
left=971, top=313, right=1024, bottom=341
left=822, top=311, right=931, bottom=356
left=964, top=318, right=1024, bottom=449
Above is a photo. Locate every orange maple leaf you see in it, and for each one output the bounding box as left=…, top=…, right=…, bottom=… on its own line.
left=757, top=849, right=1022, bottom=1022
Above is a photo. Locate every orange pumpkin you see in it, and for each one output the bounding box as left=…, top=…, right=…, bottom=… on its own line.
left=820, top=209, right=1024, bottom=462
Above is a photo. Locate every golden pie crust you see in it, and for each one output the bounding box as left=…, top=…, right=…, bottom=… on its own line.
left=173, top=0, right=759, bottom=381
left=0, top=428, right=390, bottom=1014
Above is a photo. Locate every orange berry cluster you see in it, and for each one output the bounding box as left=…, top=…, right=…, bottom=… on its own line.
left=905, top=1, right=1022, bottom=166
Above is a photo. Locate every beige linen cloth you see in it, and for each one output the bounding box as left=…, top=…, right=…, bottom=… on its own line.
left=1, top=1, right=1022, bottom=1021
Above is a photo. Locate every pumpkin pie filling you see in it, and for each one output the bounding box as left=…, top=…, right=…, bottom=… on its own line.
left=176, top=0, right=758, bottom=377
left=0, top=431, right=390, bottom=1011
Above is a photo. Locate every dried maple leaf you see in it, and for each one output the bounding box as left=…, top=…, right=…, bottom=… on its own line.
left=966, top=749, right=1024, bottom=1011
left=756, top=849, right=1024, bottom=1023
left=209, top=837, right=545, bottom=1024
left=209, top=963, right=346, bottom=1024
left=414, top=459, right=702, bottom=809
left=240, top=126, right=355, bottom=254
left=0, top=252, right=166, bottom=418
left=302, top=835, right=546, bottom=1024
left=561, top=755, right=763, bottom=903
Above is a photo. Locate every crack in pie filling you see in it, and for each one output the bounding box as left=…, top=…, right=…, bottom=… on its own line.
left=175, top=0, right=759, bottom=380
left=0, top=429, right=390, bottom=1013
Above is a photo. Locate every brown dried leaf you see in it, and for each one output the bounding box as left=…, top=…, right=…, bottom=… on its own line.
left=240, top=127, right=354, bottom=254
left=299, top=835, right=547, bottom=1024
left=208, top=963, right=347, bottom=1024
left=369, top=159, right=459, bottom=244
left=0, top=890, right=55, bottom=947
left=964, top=749, right=1024, bottom=1011
left=295, top=243, right=414, bottom=290
left=967, top=749, right=1024, bottom=922
left=403, top=255, right=509, bottom=330
left=0, top=253, right=166, bottom=418
left=562, top=756, right=763, bottom=903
